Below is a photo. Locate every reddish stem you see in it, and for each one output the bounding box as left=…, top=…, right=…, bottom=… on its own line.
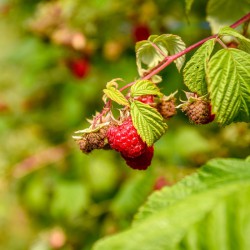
left=92, top=100, right=111, bottom=128
left=230, top=12, right=250, bottom=28
left=142, top=12, right=250, bottom=81
left=94, top=12, right=250, bottom=124
left=131, top=12, right=250, bottom=85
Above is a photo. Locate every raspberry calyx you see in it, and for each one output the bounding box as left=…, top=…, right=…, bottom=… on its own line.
left=73, top=116, right=111, bottom=154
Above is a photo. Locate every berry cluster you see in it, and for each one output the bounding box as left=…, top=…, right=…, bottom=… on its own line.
left=74, top=91, right=215, bottom=171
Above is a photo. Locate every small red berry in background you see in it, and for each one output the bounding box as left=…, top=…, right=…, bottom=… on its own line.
left=153, top=176, right=170, bottom=190
left=132, top=23, right=151, bottom=42
left=67, top=57, right=90, bottom=79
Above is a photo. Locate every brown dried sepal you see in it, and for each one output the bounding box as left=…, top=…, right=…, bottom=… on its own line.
left=77, top=125, right=110, bottom=154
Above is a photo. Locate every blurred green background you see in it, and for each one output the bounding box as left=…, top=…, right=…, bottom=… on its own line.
left=0, top=0, right=249, bottom=249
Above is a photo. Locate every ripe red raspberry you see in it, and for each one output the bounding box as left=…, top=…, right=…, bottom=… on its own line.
left=122, top=146, right=154, bottom=170
left=136, top=95, right=154, bottom=104
left=107, top=117, right=147, bottom=158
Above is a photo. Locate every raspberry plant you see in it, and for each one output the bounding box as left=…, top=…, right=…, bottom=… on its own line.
left=73, top=12, right=250, bottom=170
left=1, top=1, right=250, bottom=249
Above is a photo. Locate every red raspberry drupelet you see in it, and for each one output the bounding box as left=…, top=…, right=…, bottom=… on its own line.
left=121, top=146, right=154, bottom=170
left=107, top=117, right=147, bottom=158
left=137, top=95, right=154, bottom=104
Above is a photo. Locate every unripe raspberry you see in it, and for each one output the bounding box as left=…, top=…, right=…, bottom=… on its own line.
left=107, top=117, right=147, bottom=158
left=157, top=97, right=176, bottom=119
left=121, top=146, right=154, bottom=170
left=182, top=99, right=215, bottom=124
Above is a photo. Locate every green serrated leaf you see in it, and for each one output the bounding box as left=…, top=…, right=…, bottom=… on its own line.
left=183, top=39, right=215, bottom=95
left=153, top=34, right=186, bottom=71
left=148, top=35, right=159, bottom=43
left=219, top=27, right=250, bottom=53
left=135, top=34, right=186, bottom=76
left=130, top=101, right=167, bottom=146
left=94, top=184, right=250, bottom=250
left=136, top=40, right=165, bottom=76
left=206, top=49, right=250, bottom=125
left=130, top=80, right=163, bottom=98
left=93, top=158, right=250, bottom=250
left=103, top=88, right=129, bottom=106
left=134, top=158, right=250, bottom=224
left=207, top=0, right=249, bottom=34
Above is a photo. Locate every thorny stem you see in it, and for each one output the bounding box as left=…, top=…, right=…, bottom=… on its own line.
left=92, top=100, right=111, bottom=128
left=93, top=12, right=250, bottom=126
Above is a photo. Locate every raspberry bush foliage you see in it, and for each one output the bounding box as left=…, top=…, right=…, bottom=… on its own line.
left=73, top=12, right=250, bottom=170
left=1, top=0, right=250, bottom=249
left=71, top=4, right=250, bottom=249
left=94, top=157, right=250, bottom=250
